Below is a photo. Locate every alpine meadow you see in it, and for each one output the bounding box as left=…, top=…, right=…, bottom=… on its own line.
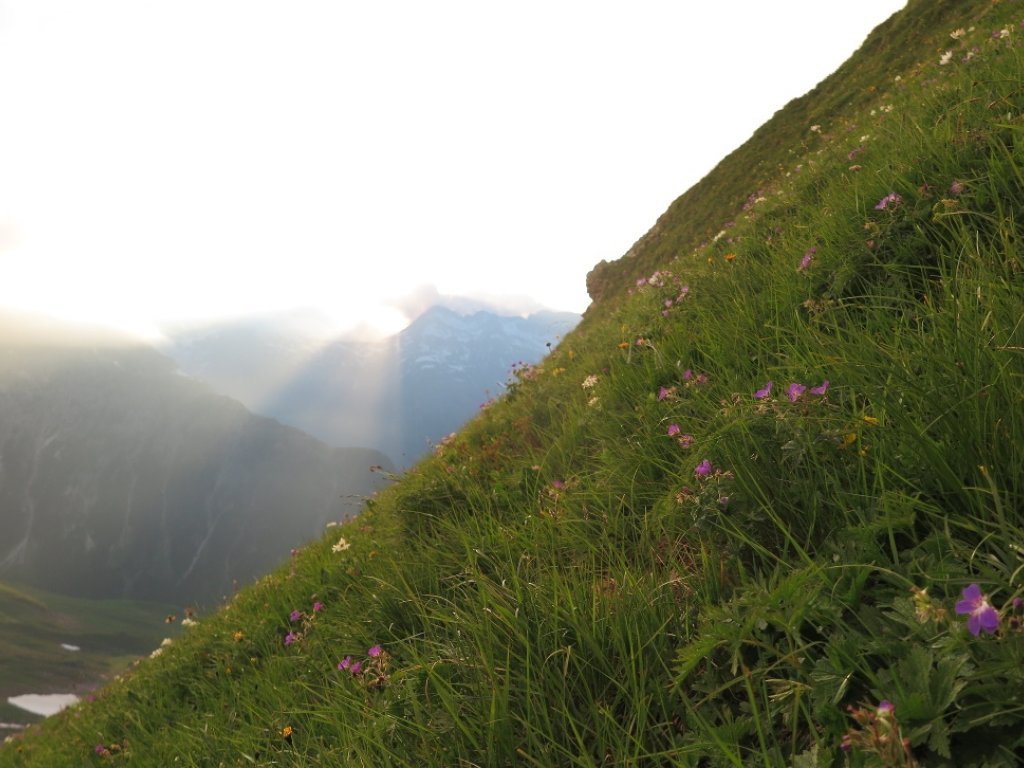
left=3, top=0, right=1024, bottom=765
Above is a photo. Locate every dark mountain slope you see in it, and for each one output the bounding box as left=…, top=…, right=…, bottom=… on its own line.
left=0, top=332, right=391, bottom=605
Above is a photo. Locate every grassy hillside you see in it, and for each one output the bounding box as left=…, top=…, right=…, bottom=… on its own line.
left=4, top=0, right=1024, bottom=765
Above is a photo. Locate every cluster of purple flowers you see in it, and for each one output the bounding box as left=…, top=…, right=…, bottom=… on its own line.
left=283, top=601, right=326, bottom=646
left=338, top=644, right=386, bottom=684
left=874, top=192, right=903, bottom=211
left=753, top=379, right=829, bottom=402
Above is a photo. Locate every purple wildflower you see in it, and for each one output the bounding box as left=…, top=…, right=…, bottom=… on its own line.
left=289, top=610, right=302, bottom=622
left=682, top=369, right=693, bottom=381
left=350, top=661, right=363, bottom=676
left=753, top=381, right=773, bottom=399
left=368, top=644, right=382, bottom=658
left=877, top=700, right=895, bottom=717
left=787, top=382, right=807, bottom=402
left=694, top=459, right=712, bottom=477
left=313, top=601, right=325, bottom=613
left=667, top=424, right=681, bottom=437
left=798, top=247, right=817, bottom=271
left=284, top=631, right=298, bottom=647
left=658, top=386, right=672, bottom=401
left=874, top=192, right=903, bottom=210
left=955, top=583, right=1000, bottom=636
left=810, top=379, right=830, bottom=396
left=949, top=180, right=965, bottom=196
left=338, top=656, right=352, bottom=670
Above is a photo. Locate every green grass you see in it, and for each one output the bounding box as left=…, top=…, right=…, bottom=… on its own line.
left=4, top=1, right=1024, bottom=765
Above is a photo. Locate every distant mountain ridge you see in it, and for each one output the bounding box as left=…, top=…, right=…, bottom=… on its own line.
left=163, top=305, right=580, bottom=466
left=0, top=325, right=392, bottom=605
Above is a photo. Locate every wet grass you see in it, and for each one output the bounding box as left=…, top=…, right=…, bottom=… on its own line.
left=3, top=1, right=1024, bottom=765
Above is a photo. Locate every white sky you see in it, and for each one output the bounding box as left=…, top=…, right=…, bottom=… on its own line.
left=0, top=1, right=906, bottom=340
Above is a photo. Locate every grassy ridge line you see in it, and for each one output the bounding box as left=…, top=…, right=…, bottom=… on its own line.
left=585, top=0, right=1000, bottom=305
left=4, top=0, right=1024, bottom=764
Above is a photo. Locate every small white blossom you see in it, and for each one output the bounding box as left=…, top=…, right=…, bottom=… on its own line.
left=581, top=374, right=599, bottom=389
left=332, top=536, right=351, bottom=553
left=950, top=28, right=966, bottom=40
left=939, top=50, right=953, bottom=65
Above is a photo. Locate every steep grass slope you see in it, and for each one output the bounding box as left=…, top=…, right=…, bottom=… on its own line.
left=4, top=0, right=1024, bottom=765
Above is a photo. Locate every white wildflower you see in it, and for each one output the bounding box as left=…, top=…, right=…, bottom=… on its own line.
left=332, top=536, right=351, bottom=553
left=809, top=124, right=821, bottom=133
left=939, top=50, right=953, bottom=65
left=581, top=374, right=599, bottom=389
left=181, top=617, right=198, bottom=628
left=950, top=28, right=965, bottom=40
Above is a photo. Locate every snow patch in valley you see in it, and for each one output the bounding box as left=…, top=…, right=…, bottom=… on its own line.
left=7, top=693, right=79, bottom=716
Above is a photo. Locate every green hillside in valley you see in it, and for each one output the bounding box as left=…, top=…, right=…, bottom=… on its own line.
left=4, top=0, right=1023, bottom=764
left=0, top=582, right=176, bottom=728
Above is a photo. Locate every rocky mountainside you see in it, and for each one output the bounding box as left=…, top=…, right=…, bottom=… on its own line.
left=0, top=330, right=392, bottom=606
left=164, top=306, right=580, bottom=466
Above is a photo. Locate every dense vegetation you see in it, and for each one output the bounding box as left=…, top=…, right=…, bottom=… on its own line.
left=3, top=0, right=1023, bottom=764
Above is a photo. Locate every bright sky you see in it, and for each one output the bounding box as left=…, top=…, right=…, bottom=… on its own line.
left=0, top=1, right=906, bottom=340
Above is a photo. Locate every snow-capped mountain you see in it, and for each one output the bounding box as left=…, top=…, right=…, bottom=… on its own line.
left=163, top=306, right=580, bottom=466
